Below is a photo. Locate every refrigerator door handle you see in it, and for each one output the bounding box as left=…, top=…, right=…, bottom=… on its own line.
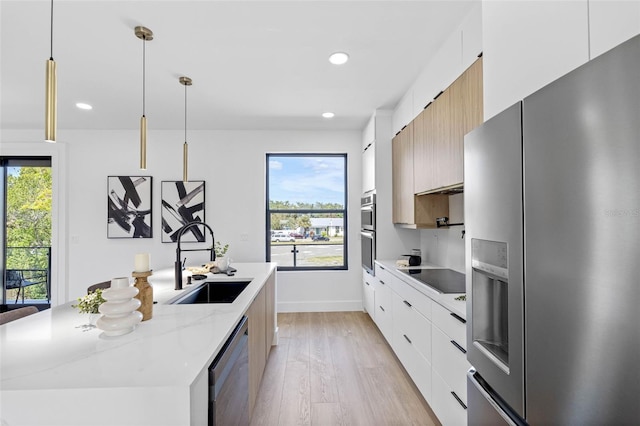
left=467, top=369, right=524, bottom=426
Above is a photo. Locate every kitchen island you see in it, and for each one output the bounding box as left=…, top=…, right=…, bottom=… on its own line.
left=0, top=262, right=277, bottom=426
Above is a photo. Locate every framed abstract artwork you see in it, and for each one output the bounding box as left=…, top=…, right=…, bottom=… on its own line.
left=107, top=176, right=153, bottom=238
left=161, top=181, right=205, bottom=243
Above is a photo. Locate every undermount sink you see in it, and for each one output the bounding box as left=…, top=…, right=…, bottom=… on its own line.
left=171, top=281, right=251, bottom=304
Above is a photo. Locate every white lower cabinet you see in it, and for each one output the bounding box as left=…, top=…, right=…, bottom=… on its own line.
left=370, top=262, right=469, bottom=426
left=432, top=369, right=468, bottom=426
left=363, top=271, right=376, bottom=321
left=432, top=323, right=470, bottom=405
left=392, top=292, right=432, bottom=401
left=374, top=278, right=393, bottom=344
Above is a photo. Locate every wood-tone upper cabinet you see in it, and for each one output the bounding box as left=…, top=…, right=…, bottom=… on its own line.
left=413, top=57, right=483, bottom=194
left=392, top=122, right=414, bottom=224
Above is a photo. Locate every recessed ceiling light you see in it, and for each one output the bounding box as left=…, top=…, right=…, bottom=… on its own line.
left=76, top=102, right=93, bottom=110
left=329, top=52, right=349, bottom=65
left=322, top=112, right=335, bottom=119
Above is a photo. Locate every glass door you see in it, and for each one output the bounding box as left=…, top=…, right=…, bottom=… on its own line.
left=1, top=157, right=52, bottom=310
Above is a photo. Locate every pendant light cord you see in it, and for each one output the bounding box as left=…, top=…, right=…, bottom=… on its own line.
left=184, top=83, right=188, bottom=143
left=142, top=35, right=146, bottom=117
left=49, top=0, right=54, bottom=59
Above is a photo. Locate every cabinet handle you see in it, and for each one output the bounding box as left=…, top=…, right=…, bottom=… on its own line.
left=379, top=306, right=385, bottom=312
left=403, top=334, right=412, bottom=344
left=403, top=300, right=412, bottom=308
left=450, top=312, right=467, bottom=324
left=451, top=340, right=467, bottom=354
left=380, top=280, right=385, bottom=285
left=365, top=282, right=370, bottom=286
left=379, top=266, right=385, bottom=270
left=451, top=391, right=467, bottom=410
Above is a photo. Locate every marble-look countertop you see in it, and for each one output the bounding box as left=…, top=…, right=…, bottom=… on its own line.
left=0, top=262, right=276, bottom=426
left=375, top=260, right=466, bottom=318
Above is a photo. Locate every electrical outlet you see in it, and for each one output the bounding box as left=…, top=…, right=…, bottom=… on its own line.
left=71, top=235, right=80, bottom=244
left=240, top=233, right=249, bottom=241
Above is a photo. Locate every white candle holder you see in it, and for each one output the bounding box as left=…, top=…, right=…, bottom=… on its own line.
left=96, top=277, right=143, bottom=337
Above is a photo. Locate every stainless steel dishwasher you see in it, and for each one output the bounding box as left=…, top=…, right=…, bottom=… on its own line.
left=209, top=316, right=249, bottom=426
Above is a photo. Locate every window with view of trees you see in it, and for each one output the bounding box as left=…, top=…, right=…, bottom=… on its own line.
left=266, top=154, right=347, bottom=271
left=2, top=157, right=52, bottom=306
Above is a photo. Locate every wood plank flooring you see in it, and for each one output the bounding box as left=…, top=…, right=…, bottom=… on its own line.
left=250, top=312, right=440, bottom=426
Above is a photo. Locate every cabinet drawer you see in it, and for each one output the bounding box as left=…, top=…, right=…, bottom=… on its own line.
left=393, top=293, right=431, bottom=362
left=375, top=282, right=393, bottom=343
left=432, top=369, right=468, bottom=426
left=374, top=263, right=395, bottom=288
left=432, top=302, right=467, bottom=350
left=432, top=323, right=470, bottom=404
left=394, top=326, right=432, bottom=402
left=392, top=276, right=432, bottom=320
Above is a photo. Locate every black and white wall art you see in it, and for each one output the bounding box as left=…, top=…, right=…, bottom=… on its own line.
left=107, top=176, right=153, bottom=238
left=161, top=181, right=205, bottom=242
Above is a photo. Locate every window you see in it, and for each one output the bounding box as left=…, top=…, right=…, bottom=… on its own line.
left=1, top=157, right=52, bottom=308
left=266, top=154, right=347, bottom=271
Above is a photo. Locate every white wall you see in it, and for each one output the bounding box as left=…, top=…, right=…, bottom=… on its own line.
left=3, top=128, right=363, bottom=312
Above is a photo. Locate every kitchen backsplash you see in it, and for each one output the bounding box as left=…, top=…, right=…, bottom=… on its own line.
left=419, top=193, right=465, bottom=274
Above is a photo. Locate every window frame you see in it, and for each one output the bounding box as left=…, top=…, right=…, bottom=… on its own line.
left=265, top=153, right=348, bottom=272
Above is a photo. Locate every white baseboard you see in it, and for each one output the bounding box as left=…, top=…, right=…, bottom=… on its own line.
left=277, top=299, right=363, bottom=313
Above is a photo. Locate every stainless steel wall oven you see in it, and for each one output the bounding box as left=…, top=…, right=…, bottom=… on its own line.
left=361, top=192, right=376, bottom=274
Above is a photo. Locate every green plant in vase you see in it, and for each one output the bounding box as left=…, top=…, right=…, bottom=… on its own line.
left=72, top=289, right=106, bottom=314
left=215, top=241, right=229, bottom=259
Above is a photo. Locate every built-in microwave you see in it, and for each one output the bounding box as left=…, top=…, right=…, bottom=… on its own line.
left=361, top=193, right=375, bottom=231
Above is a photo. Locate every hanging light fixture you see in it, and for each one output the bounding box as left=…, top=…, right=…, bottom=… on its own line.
left=135, top=26, right=153, bottom=170
left=44, top=0, right=56, bottom=143
left=179, top=76, right=192, bottom=182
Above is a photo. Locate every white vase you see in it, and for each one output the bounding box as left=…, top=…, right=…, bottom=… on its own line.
left=217, top=256, right=228, bottom=271
left=96, top=277, right=142, bottom=337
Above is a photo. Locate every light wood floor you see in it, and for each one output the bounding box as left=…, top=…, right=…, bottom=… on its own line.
left=250, top=311, right=440, bottom=426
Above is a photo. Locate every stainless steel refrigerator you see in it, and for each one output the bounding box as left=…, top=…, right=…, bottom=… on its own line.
left=464, top=34, right=640, bottom=425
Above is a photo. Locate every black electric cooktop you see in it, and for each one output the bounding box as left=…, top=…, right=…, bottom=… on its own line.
left=399, top=268, right=465, bottom=294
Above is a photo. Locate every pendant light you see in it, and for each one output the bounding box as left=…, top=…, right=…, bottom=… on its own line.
left=135, top=26, right=153, bottom=170
left=179, top=76, right=192, bottom=182
left=44, top=0, right=56, bottom=143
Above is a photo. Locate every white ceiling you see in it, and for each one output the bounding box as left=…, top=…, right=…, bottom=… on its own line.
left=1, top=0, right=477, bottom=132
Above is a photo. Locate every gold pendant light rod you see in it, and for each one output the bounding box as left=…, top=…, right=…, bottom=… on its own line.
left=179, top=76, right=192, bottom=182
left=44, top=0, right=56, bottom=143
left=135, top=26, right=153, bottom=170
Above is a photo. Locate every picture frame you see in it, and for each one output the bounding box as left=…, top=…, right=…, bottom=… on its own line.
left=107, top=176, right=153, bottom=238
left=161, top=181, right=206, bottom=243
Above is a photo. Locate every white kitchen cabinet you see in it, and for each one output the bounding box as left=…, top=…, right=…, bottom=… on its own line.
left=589, top=0, right=640, bottom=59
left=362, top=141, right=375, bottom=194
left=392, top=290, right=433, bottom=401
left=392, top=292, right=432, bottom=363
left=432, top=322, right=470, bottom=404
left=374, top=276, right=393, bottom=344
left=431, top=301, right=467, bottom=350
left=372, top=261, right=469, bottom=426
left=482, top=0, right=589, bottom=120
left=432, top=369, right=468, bottom=426
left=431, top=301, right=470, bottom=426
left=362, top=270, right=376, bottom=321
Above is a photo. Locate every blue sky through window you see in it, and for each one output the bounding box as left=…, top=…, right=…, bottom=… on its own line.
left=268, top=155, right=345, bottom=206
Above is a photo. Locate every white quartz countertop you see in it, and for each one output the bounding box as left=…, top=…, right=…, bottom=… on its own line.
left=0, top=262, right=276, bottom=425
left=375, top=259, right=466, bottom=318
